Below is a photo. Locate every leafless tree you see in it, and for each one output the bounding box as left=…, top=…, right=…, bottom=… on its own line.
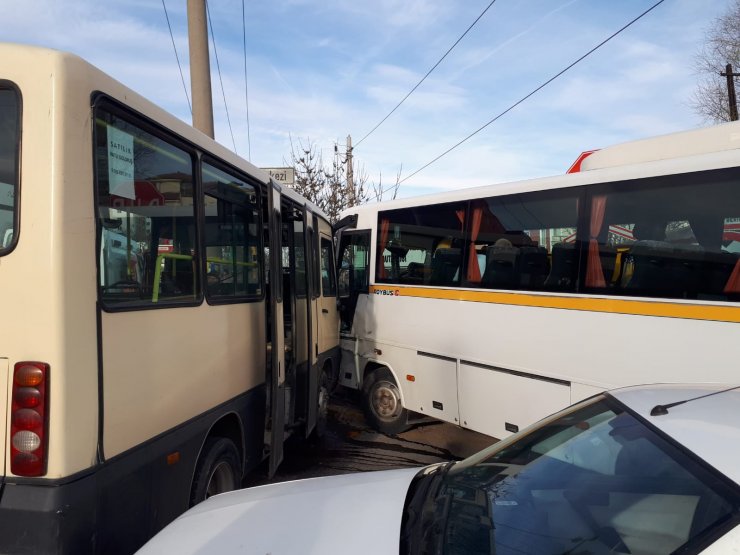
left=690, top=0, right=740, bottom=123
left=372, top=165, right=402, bottom=203
left=285, top=137, right=399, bottom=223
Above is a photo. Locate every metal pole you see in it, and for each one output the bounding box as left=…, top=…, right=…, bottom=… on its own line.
left=187, top=0, right=215, bottom=137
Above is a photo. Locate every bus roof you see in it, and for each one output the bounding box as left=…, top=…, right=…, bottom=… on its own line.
left=341, top=119, right=740, bottom=219
left=581, top=120, right=740, bottom=172
left=1, top=42, right=326, bottom=218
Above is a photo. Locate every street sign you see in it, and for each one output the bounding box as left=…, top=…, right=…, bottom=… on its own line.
left=263, top=167, right=295, bottom=186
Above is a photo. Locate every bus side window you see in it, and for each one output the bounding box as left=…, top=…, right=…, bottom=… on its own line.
left=201, top=161, right=262, bottom=301
left=377, top=201, right=466, bottom=287
left=94, top=108, right=198, bottom=308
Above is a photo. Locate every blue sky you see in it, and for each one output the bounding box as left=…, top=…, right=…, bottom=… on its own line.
left=1, top=0, right=732, bottom=197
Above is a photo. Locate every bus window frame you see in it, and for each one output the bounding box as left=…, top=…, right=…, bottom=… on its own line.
left=0, top=81, right=22, bottom=257
left=199, top=155, right=265, bottom=306
left=92, top=94, right=203, bottom=312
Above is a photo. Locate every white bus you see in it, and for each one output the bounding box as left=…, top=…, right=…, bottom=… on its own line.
left=0, top=43, right=339, bottom=554
left=335, top=120, right=740, bottom=437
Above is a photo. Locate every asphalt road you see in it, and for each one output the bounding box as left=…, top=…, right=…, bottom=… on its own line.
left=245, top=389, right=497, bottom=488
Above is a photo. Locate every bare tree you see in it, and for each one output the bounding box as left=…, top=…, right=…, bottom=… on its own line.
left=286, top=135, right=326, bottom=205
left=285, top=137, right=399, bottom=224
left=372, top=165, right=402, bottom=203
left=691, top=0, right=740, bottom=123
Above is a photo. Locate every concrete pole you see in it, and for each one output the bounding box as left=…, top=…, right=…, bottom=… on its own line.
left=721, top=64, right=739, bottom=122
left=187, top=0, right=215, bottom=138
left=346, top=135, right=354, bottom=205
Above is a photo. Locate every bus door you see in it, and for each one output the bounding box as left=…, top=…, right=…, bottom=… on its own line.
left=288, top=207, right=311, bottom=434
left=266, top=182, right=285, bottom=477
left=336, top=230, right=370, bottom=389
left=303, top=209, right=320, bottom=436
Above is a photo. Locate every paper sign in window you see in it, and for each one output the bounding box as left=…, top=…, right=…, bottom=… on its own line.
left=107, top=126, right=135, bottom=200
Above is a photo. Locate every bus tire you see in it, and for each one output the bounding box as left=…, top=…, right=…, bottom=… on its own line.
left=190, top=437, right=241, bottom=506
left=311, top=367, right=330, bottom=441
left=362, top=368, right=410, bottom=435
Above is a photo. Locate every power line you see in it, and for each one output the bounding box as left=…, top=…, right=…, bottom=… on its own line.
left=242, top=0, right=252, bottom=160
left=205, top=0, right=238, bottom=153
left=395, top=0, right=667, bottom=189
left=162, top=0, right=192, bottom=115
left=355, top=0, right=499, bottom=148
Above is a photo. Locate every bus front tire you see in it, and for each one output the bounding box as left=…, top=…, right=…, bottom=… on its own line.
left=363, top=368, right=410, bottom=435
left=190, top=437, right=241, bottom=506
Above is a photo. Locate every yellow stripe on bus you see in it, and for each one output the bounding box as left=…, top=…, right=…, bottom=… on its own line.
left=369, top=285, right=740, bottom=323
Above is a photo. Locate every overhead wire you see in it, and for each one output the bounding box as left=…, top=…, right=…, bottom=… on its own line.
left=355, top=0, right=499, bottom=149
left=393, top=0, right=668, bottom=190
left=205, top=0, right=238, bottom=153
left=242, top=0, right=252, bottom=161
left=161, top=0, right=192, bottom=115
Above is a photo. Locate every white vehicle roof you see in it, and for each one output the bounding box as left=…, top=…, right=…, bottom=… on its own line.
left=0, top=42, right=327, bottom=219
left=340, top=120, right=740, bottom=220
left=610, top=383, right=740, bottom=484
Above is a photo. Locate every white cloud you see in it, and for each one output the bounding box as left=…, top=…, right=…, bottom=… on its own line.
left=0, top=0, right=732, bottom=202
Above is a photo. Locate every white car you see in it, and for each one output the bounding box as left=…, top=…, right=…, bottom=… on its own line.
left=138, top=384, right=740, bottom=554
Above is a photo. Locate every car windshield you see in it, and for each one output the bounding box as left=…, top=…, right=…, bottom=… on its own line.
left=410, top=396, right=740, bottom=555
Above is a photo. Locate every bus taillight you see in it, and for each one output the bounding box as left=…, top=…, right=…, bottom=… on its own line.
left=10, top=362, right=49, bottom=477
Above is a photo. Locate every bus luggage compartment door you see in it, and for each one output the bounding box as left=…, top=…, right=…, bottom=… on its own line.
left=0, top=358, right=7, bottom=478
left=458, top=361, right=571, bottom=439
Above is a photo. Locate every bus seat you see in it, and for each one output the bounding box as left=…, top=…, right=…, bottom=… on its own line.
left=430, top=248, right=461, bottom=286
left=518, top=246, right=549, bottom=288
left=402, top=261, right=425, bottom=284
left=544, top=243, right=578, bottom=291
left=622, top=240, right=673, bottom=296
left=482, top=244, right=520, bottom=288
left=669, top=244, right=704, bottom=298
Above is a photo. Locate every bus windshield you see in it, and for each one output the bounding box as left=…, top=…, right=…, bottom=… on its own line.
left=0, top=86, right=20, bottom=254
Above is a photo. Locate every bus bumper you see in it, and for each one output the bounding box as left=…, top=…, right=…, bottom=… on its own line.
left=0, top=475, right=97, bottom=555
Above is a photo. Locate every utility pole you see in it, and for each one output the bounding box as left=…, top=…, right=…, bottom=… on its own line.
left=187, top=0, right=215, bottom=138
left=721, top=63, right=739, bottom=122
left=346, top=135, right=354, bottom=205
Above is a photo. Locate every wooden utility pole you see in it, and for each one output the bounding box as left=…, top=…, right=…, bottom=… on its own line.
left=721, top=63, right=739, bottom=122
left=346, top=135, right=354, bottom=205
left=187, top=0, right=214, bottom=138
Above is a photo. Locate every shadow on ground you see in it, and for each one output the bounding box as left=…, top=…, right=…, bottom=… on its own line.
left=244, top=389, right=496, bottom=488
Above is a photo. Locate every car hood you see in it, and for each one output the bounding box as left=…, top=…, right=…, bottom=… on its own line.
left=137, top=467, right=421, bottom=554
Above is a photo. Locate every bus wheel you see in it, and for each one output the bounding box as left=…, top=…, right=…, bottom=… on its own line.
left=314, top=368, right=330, bottom=439
left=363, top=368, right=410, bottom=435
left=190, top=437, right=241, bottom=506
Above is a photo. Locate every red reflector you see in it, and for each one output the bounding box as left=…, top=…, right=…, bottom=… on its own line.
left=10, top=362, right=49, bottom=477
left=12, top=408, right=42, bottom=429
left=14, top=387, right=41, bottom=408
left=406, top=374, right=415, bottom=382
left=11, top=452, right=43, bottom=476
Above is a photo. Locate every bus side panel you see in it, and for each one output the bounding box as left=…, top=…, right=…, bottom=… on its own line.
left=95, top=386, right=265, bottom=555
left=362, top=288, right=740, bottom=438
left=458, top=361, right=570, bottom=438
left=100, top=302, right=265, bottom=459
left=0, top=386, right=265, bottom=555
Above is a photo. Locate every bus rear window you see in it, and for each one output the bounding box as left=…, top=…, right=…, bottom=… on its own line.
left=0, top=85, right=20, bottom=255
